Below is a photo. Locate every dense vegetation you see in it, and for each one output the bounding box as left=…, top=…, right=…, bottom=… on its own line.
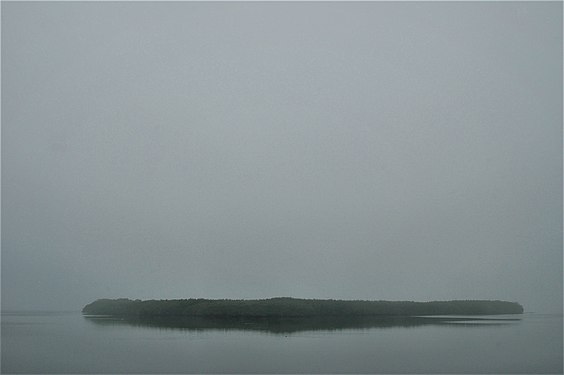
left=82, top=297, right=523, bottom=317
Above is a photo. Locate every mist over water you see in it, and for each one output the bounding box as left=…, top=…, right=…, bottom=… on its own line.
left=2, top=1, right=561, bottom=315
left=0, top=1, right=563, bottom=373
left=1, top=2, right=562, bottom=373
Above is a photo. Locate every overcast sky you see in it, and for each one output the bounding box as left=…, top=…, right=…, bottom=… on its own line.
left=2, top=2, right=562, bottom=313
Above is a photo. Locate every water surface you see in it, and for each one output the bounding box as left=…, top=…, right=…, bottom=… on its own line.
left=1, top=311, right=562, bottom=373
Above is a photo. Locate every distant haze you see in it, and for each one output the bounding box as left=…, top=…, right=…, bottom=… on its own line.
left=2, top=2, right=562, bottom=313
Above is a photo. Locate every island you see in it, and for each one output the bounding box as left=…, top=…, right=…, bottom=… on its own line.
left=82, top=297, right=523, bottom=317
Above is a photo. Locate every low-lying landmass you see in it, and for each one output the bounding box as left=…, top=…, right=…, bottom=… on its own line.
left=82, top=297, right=523, bottom=317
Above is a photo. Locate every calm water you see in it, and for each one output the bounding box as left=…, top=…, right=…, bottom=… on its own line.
left=1, top=311, right=562, bottom=373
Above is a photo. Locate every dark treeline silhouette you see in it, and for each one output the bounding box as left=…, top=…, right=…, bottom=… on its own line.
left=82, top=297, right=523, bottom=317
left=84, top=314, right=521, bottom=334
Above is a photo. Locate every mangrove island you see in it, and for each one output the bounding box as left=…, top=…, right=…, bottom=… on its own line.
left=82, top=297, right=523, bottom=317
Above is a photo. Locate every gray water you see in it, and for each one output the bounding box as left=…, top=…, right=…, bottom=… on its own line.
left=1, top=311, right=562, bottom=373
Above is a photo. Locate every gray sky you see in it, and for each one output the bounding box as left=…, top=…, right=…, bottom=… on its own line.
left=2, top=1, right=562, bottom=313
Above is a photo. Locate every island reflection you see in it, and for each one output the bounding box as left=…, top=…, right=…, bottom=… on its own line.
left=83, top=315, right=521, bottom=334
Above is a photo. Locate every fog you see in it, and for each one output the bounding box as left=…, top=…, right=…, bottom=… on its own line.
left=2, top=2, right=562, bottom=313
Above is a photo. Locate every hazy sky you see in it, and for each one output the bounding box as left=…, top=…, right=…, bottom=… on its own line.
left=2, top=2, right=562, bottom=313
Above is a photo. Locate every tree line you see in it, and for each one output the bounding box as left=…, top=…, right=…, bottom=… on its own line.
left=82, top=297, right=524, bottom=317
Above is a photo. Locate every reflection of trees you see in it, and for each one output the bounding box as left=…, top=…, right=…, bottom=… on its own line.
left=84, top=315, right=520, bottom=334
